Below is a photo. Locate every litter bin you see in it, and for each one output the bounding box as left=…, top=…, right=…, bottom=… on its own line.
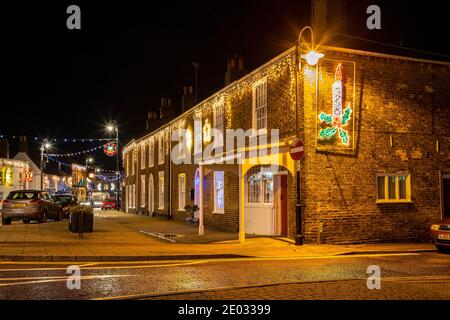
left=69, top=211, right=93, bottom=233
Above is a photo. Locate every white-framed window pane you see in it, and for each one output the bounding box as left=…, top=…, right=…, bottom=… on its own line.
left=388, top=176, right=396, bottom=199
left=254, top=80, right=267, bottom=131
left=214, top=171, right=224, bottom=211
left=140, top=175, right=145, bottom=207
left=149, top=142, right=154, bottom=167
left=377, top=176, right=386, bottom=200
left=247, top=168, right=261, bottom=204
left=262, top=172, right=273, bottom=203
left=398, top=176, right=407, bottom=200
left=158, top=172, right=164, bottom=209
left=178, top=174, right=186, bottom=210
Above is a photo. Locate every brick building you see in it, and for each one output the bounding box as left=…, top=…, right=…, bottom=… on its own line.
left=123, top=42, right=450, bottom=244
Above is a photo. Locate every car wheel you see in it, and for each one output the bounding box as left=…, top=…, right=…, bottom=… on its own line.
left=2, top=218, right=11, bottom=225
left=23, top=219, right=30, bottom=224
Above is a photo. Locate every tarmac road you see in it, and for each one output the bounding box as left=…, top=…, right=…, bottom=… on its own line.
left=0, top=252, right=449, bottom=300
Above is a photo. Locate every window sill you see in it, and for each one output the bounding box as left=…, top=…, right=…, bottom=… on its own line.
left=376, top=200, right=413, bottom=204
left=178, top=209, right=186, bottom=212
left=212, top=211, right=224, bottom=215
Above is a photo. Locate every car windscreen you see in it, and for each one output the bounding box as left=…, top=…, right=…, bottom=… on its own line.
left=54, top=196, right=72, bottom=204
left=7, top=192, right=38, bottom=200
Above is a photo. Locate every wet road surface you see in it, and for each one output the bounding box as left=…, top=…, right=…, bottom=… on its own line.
left=0, top=252, right=449, bottom=300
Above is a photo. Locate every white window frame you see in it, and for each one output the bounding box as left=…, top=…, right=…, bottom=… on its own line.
left=158, top=171, right=164, bottom=209
left=158, top=136, right=165, bottom=165
left=131, top=184, right=136, bottom=208
left=178, top=173, right=186, bottom=211
left=194, top=119, right=203, bottom=155
left=376, top=174, right=412, bottom=203
left=178, top=129, right=186, bottom=160
left=245, top=167, right=274, bottom=207
left=213, top=171, right=225, bottom=214
left=131, top=152, right=135, bottom=175
left=125, top=155, right=129, bottom=177
left=252, top=78, right=268, bottom=133
left=140, top=146, right=146, bottom=170
left=140, top=175, right=146, bottom=207
left=149, top=140, right=154, bottom=167
left=213, top=101, right=224, bottom=133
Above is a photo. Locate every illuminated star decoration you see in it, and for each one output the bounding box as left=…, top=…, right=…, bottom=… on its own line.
left=318, top=63, right=352, bottom=145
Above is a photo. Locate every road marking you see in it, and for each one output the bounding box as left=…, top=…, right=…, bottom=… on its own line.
left=0, top=274, right=132, bottom=287
left=0, top=260, right=205, bottom=272
left=0, top=252, right=420, bottom=272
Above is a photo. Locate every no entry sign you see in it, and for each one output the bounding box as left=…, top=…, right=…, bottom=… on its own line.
left=290, top=139, right=305, bottom=161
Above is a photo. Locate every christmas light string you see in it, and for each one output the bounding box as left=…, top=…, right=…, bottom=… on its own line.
left=45, top=155, right=122, bottom=174
left=0, top=134, right=114, bottom=143
left=45, top=143, right=113, bottom=157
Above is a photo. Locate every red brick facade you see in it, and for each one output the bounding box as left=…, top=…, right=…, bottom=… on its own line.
left=123, top=46, right=450, bottom=244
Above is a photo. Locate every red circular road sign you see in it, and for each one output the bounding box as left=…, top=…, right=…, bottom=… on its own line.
left=290, top=139, right=305, bottom=161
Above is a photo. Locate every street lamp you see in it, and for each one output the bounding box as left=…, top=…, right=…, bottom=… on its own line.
left=296, top=26, right=324, bottom=70
left=294, top=26, right=324, bottom=246
left=107, top=122, right=120, bottom=211
left=40, top=140, right=51, bottom=190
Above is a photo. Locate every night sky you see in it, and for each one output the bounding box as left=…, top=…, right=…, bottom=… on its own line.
left=2, top=0, right=450, bottom=169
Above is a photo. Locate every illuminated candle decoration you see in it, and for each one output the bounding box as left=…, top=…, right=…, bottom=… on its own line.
left=318, top=63, right=352, bottom=145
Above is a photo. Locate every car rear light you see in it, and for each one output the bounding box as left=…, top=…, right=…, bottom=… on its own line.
left=2, top=200, right=9, bottom=206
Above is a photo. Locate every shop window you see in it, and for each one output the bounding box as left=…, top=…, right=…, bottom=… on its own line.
left=377, top=174, right=411, bottom=203
left=214, top=171, right=224, bottom=213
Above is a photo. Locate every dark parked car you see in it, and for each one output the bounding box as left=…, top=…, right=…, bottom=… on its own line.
left=430, top=218, right=450, bottom=252
left=54, top=194, right=78, bottom=219
left=1, top=190, right=63, bottom=224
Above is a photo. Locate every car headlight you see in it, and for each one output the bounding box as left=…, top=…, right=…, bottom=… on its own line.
left=431, top=224, right=440, bottom=231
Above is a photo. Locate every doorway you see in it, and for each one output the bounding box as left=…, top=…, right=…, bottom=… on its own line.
left=274, top=174, right=288, bottom=236
left=443, top=174, right=450, bottom=219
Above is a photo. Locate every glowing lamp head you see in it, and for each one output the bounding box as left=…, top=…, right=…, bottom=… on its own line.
left=107, top=125, right=115, bottom=132
left=301, top=50, right=324, bottom=66
left=44, top=143, right=51, bottom=149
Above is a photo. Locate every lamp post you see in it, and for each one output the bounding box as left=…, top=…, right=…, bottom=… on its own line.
left=40, top=141, right=51, bottom=191
left=295, top=26, right=324, bottom=245
left=85, top=157, right=93, bottom=202
left=107, top=123, right=120, bottom=210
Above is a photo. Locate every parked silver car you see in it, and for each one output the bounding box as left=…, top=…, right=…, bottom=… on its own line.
left=1, top=190, right=63, bottom=224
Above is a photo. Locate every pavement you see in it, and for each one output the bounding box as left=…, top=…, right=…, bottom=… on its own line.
left=0, top=210, right=436, bottom=262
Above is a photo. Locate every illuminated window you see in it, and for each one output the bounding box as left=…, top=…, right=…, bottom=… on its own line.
left=246, top=167, right=273, bottom=205
left=214, top=171, right=224, bottom=213
left=178, top=129, right=185, bottom=159
left=377, top=174, right=411, bottom=203
left=158, top=171, right=164, bottom=209
left=178, top=173, right=186, bottom=210
left=131, top=184, right=136, bottom=208
left=131, top=152, right=135, bottom=175
left=149, top=140, right=154, bottom=168
left=252, top=78, right=267, bottom=132
left=158, top=136, right=165, bottom=165
left=140, top=175, right=146, bottom=207
left=213, top=102, right=224, bottom=133
left=140, top=146, right=146, bottom=169
left=194, top=120, right=203, bottom=155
